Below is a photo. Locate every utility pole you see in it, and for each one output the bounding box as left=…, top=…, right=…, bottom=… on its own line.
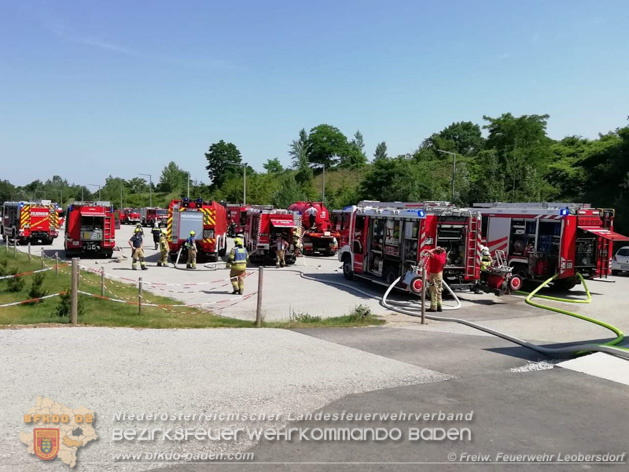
left=120, top=184, right=123, bottom=209
left=139, top=173, right=152, bottom=206
left=437, top=150, right=457, bottom=202
left=187, top=171, right=190, bottom=199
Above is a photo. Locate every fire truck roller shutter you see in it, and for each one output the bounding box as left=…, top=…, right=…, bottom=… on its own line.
left=580, top=228, right=629, bottom=241
left=179, top=211, right=204, bottom=240
left=270, top=218, right=296, bottom=228
left=80, top=209, right=106, bottom=217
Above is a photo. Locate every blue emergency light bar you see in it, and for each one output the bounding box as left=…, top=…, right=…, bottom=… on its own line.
left=560, top=208, right=569, bottom=216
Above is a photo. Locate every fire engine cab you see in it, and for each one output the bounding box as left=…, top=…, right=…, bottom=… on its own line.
left=121, top=208, right=141, bottom=225
left=287, top=201, right=339, bottom=255
left=64, top=201, right=116, bottom=257
left=244, top=209, right=301, bottom=265
left=227, top=204, right=251, bottom=237
left=474, top=202, right=629, bottom=290
left=338, top=201, right=482, bottom=290
left=140, top=207, right=168, bottom=227
left=167, top=198, right=227, bottom=262
left=1, top=200, right=60, bottom=245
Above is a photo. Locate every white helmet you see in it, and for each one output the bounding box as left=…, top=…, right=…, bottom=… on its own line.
left=481, top=246, right=490, bottom=256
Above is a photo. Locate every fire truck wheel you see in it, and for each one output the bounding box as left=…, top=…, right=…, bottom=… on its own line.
left=612, top=270, right=620, bottom=276
left=342, top=257, right=354, bottom=281
left=553, top=277, right=577, bottom=291
left=104, top=251, right=113, bottom=258
left=509, top=274, right=524, bottom=292
left=383, top=265, right=399, bottom=286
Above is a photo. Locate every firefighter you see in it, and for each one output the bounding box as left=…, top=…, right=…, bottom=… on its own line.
left=185, top=230, right=197, bottom=269
left=226, top=237, right=248, bottom=294
left=275, top=233, right=289, bottom=268
left=157, top=229, right=170, bottom=267
left=427, top=247, right=446, bottom=312
left=480, top=246, right=493, bottom=271
left=305, top=203, right=318, bottom=229
left=129, top=227, right=148, bottom=271
left=479, top=246, right=493, bottom=285
left=151, top=223, right=161, bottom=250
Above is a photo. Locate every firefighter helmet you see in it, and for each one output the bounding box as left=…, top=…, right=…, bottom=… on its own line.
left=481, top=246, right=490, bottom=256
left=234, top=237, right=243, bottom=246
left=190, top=230, right=195, bottom=236
left=134, top=227, right=141, bottom=233
left=161, top=228, right=167, bottom=234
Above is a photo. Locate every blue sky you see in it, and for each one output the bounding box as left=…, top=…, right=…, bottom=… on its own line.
left=1, top=0, right=628, bottom=186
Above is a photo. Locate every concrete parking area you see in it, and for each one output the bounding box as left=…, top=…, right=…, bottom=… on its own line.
left=41, top=223, right=629, bottom=349
left=4, top=225, right=629, bottom=471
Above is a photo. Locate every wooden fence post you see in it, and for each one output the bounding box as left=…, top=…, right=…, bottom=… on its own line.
left=71, top=258, right=78, bottom=325
left=138, top=277, right=143, bottom=315
left=101, top=268, right=105, bottom=297
left=256, top=267, right=264, bottom=327
left=421, top=265, right=427, bottom=325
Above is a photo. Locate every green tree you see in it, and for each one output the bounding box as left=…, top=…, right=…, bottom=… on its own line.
left=263, top=158, right=284, bottom=174
left=306, top=124, right=350, bottom=168
left=158, top=162, right=188, bottom=193
left=127, top=177, right=149, bottom=195
left=359, top=156, right=431, bottom=202
left=0, top=180, right=16, bottom=202
left=205, top=140, right=242, bottom=190
left=272, top=174, right=307, bottom=208
left=340, top=130, right=368, bottom=168
left=290, top=129, right=314, bottom=187
left=421, top=121, right=485, bottom=157
left=481, top=113, right=554, bottom=201
left=373, top=141, right=388, bottom=161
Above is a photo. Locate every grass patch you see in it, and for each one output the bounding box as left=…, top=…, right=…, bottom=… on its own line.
left=265, top=304, right=384, bottom=329
left=0, top=251, right=384, bottom=330
left=0, top=249, right=251, bottom=328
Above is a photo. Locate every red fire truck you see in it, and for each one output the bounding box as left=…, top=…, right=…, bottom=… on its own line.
left=287, top=201, right=339, bottom=255
left=338, top=202, right=483, bottom=291
left=140, top=207, right=168, bottom=227
left=244, top=209, right=301, bottom=264
left=167, top=198, right=228, bottom=262
left=121, top=208, right=141, bottom=225
left=227, top=204, right=250, bottom=237
left=64, top=201, right=116, bottom=257
left=474, top=202, right=629, bottom=290
left=1, top=200, right=60, bottom=244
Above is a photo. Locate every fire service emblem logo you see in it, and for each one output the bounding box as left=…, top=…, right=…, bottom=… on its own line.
left=34, top=428, right=60, bottom=461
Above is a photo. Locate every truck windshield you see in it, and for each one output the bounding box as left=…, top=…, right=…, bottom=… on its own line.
left=157, top=209, right=167, bottom=216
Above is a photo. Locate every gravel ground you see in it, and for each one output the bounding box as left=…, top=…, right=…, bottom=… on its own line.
left=0, top=327, right=449, bottom=471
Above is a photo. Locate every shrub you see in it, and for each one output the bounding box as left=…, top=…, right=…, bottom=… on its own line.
left=347, top=304, right=374, bottom=323
left=6, top=268, right=25, bottom=293
left=55, top=290, right=85, bottom=319
left=0, top=259, right=8, bottom=277
left=289, top=309, right=322, bottom=323
left=28, top=272, right=48, bottom=301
